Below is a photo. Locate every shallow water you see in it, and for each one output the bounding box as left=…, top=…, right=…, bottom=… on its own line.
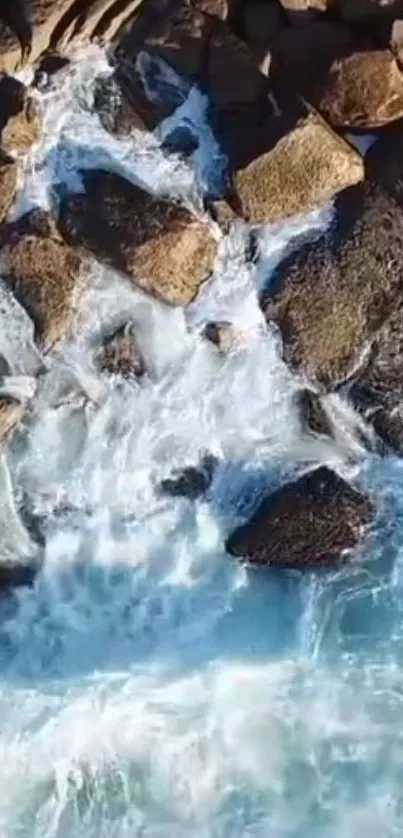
left=1, top=47, right=403, bottom=838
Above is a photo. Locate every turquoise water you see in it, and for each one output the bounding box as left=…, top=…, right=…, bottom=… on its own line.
left=1, top=47, right=402, bottom=838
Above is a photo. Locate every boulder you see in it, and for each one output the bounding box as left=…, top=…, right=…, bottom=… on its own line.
left=0, top=209, right=86, bottom=350
left=202, top=320, right=241, bottom=352
left=0, top=149, right=18, bottom=224
left=318, top=50, right=403, bottom=130
left=0, top=76, right=41, bottom=154
left=261, top=182, right=403, bottom=390
left=94, top=320, right=146, bottom=379
left=222, top=110, right=363, bottom=225
left=158, top=453, right=218, bottom=499
left=58, top=169, right=217, bottom=306
left=226, top=466, right=374, bottom=569
left=337, top=0, right=403, bottom=20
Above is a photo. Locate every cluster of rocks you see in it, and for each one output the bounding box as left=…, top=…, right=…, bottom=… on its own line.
left=3, top=0, right=403, bottom=582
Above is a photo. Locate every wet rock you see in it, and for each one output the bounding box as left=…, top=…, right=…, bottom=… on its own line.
left=158, top=453, right=218, bottom=499
left=0, top=398, right=25, bottom=444
left=58, top=169, right=217, bottom=306
left=0, top=149, right=18, bottom=224
left=338, top=0, right=403, bottom=20
left=0, top=0, right=31, bottom=73
left=94, top=320, right=146, bottom=379
left=295, top=387, right=334, bottom=438
left=32, top=51, right=70, bottom=88
left=318, top=50, right=403, bottom=130
left=0, top=561, right=37, bottom=592
left=202, top=320, right=241, bottom=352
left=365, top=123, right=403, bottom=203
left=192, top=0, right=231, bottom=19
left=0, top=209, right=86, bottom=350
left=270, top=21, right=354, bottom=109
left=93, top=72, right=150, bottom=135
left=226, top=466, right=374, bottom=569
left=221, top=110, right=363, bottom=225
left=261, top=181, right=403, bottom=391
left=0, top=75, right=41, bottom=154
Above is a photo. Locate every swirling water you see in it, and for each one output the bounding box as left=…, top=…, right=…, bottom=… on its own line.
left=1, top=47, right=403, bottom=838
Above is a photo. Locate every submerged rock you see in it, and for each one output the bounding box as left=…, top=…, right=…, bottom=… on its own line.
left=295, top=387, right=334, bottom=438
left=0, top=209, right=86, bottom=350
left=94, top=320, right=146, bottom=379
left=202, top=321, right=241, bottom=352
left=0, top=149, right=17, bottom=224
left=318, top=50, right=403, bottom=130
left=158, top=453, right=218, bottom=499
left=58, top=169, right=217, bottom=306
left=0, top=75, right=41, bottom=154
left=261, top=182, right=403, bottom=391
left=226, top=466, right=374, bottom=569
left=220, top=111, right=363, bottom=225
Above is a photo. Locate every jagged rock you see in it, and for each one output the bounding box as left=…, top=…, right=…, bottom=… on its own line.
left=338, top=0, right=403, bottom=20
left=226, top=466, right=374, bottom=569
left=158, top=453, right=218, bottom=499
left=261, top=182, right=403, bottom=391
left=0, top=149, right=18, bottom=224
left=202, top=321, right=241, bottom=352
left=0, top=0, right=145, bottom=74
left=270, top=21, right=354, bottom=108
left=0, top=398, right=25, bottom=444
left=318, top=50, right=403, bottom=130
left=94, top=321, right=146, bottom=379
left=0, top=209, right=86, bottom=350
left=58, top=169, right=217, bottom=306
left=295, top=387, right=333, bottom=438
left=0, top=75, right=41, bottom=154
left=222, top=111, right=363, bottom=225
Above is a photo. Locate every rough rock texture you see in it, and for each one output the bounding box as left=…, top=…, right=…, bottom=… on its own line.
left=319, top=50, right=403, bottom=129
left=0, top=210, right=86, bottom=350
left=261, top=182, right=403, bottom=390
left=0, top=0, right=145, bottom=74
left=337, top=0, right=403, bottom=20
left=0, top=398, right=25, bottom=444
left=158, top=453, right=218, bottom=499
left=93, top=72, right=150, bottom=135
left=94, top=321, right=146, bottom=379
left=391, top=19, right=403, bottom=66
left=0, top=75, right=41, bottom=154
left=365, top=122, right=403, bottom=203
left=0, top=149, right=18, bottom=224
left=226, top=466, right=374, bottom=569
left=58, top=169, right=217, bottom=305
left=225, top=111, right=363, bottom=225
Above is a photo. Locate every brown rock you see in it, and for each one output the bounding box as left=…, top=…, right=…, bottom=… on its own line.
left=93, top=72, right=149, bottom=135
left=0, top=76, right=41, bottom=154
left=0, top=149, right=18, bottom=224
left=391, top=19, right=403, bottom=66
left=226, top=466, right=374, bottom=569
left=365, top=122, right=403, bottom=203
left=58, top=170, right=217, bottom=306
left=319, top=50, right=403, bottom=129
left=94, top=321, right=146, bottom=379
left=0, top=398, right=25, bottom=444
left=261, top=182, right=403, bottom=390
left=202, top=320, right=242, bottom=352
left=338, top=0, right=403, bottom=20
left=225, top=111, right=363, bottom=225
left=0, top=209, right=86, bottom=350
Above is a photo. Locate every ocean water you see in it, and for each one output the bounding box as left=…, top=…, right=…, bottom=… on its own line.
left=0, top=47, right=403, bottom=838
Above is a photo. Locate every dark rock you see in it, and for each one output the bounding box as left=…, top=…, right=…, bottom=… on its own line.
left=337, top=0, right=403, bottom=21
left=0, top=75, right=41, bottom=154
left=32, top=51, right=70, bottom=88
left=241, top=0, right=280, bottom=48
left=58, top=169, right=217, bottom=306
left=226, top=466, right=374, bottom=569
left=202, top=320, right=241, bottom=352
left=261, top=181, right=403, bottom=390
left=94, top=320, right=146, bottom=379
left=295, top=387, right=333, bottom=437
left=93, top=71, right=150, bottom=135
left=158, top=453, right=218, bottom=499
left=0, top=561, right=37, bottom=592
left=0, top=209, right=87, bottom=350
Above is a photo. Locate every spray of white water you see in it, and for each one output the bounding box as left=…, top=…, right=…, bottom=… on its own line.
left=0, top=46, right=402, bottom=838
